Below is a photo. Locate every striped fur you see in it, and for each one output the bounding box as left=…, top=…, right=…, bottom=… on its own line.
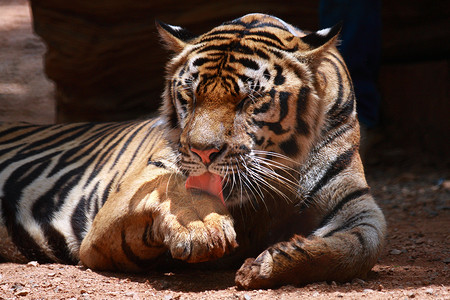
left=0, top=119, right=176, bottom=263
left=0, top=14, right=385, bottom=289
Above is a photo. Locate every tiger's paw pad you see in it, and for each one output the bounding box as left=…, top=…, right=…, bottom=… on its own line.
left=167, top=212, right=238, bottom=263
left=235, top=251, right=274, bottom=289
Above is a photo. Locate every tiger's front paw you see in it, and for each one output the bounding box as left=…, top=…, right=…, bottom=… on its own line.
left=171, top=212, right=237, bottom=263
left=235, top=251, right=274, bottom=289
left=155, top=196, right=238, bottom=263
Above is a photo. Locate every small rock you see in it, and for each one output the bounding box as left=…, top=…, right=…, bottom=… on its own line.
left=27, top=261, right=39, bottom=267
left=377, top=284, right=383, bottom=291
left=407, top=291, right=416, bottom=298
left=414, top=237, right=425, bottom=244
left=240, top=294, right=251, bottom=300
left=15, top=288, right=30, bottom=296
left=164, top=295, right=173, bottom=300
left=425, top=288, right=434, bottom=295
left=363, top=289, right=374, bottom=293
left=125, top=292, right=135, bottom=297
left=47, top=272, right=56, bottom=277
left=390, top=249, right=402, bottom=255
left=312, top=291, right=319, bottom=297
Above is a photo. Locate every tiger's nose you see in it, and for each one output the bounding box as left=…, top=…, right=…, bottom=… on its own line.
left=191, top=147, right=220, bottom=164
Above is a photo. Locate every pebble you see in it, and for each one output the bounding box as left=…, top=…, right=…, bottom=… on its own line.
left=243, top=294, right=252, bottom=300
left=425, top=288, right=434, bottom=295
left=407, top=291, right=416, bottom=298
left=363, top=289, right=374, bottom=293
left=390, top=249, right=402, bottom=255
left=15, top=289, right=30, bottom=296
left=27, top=261, right=39, bottom=267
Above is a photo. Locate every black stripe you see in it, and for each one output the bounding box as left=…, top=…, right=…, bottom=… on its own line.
left=278, top=91, right=290, bottom=121
left=323, top=58, right=344, bottom=116
left=101, top=172, right=118, bottom=205
left=253, top=101, right=271, bottom=115
left=234, top=57, right=259, bottom=70
left=20, top=123, right=95, bottom=156
left=300, top=146, right=357, bottom=209
left=247, top=31, right=284, bottom=46
left=121, top=230, right=157, bottom=269
left=326, top=92, right=355, bottom=131
left=247, top=132, right=265, bottom=146
left=203, top=29, right=244, bottom=38
left=252, top=118, right=288, bottom=135
left=71, top=196, right=88, bottom=245
left=254, top=22, right=290, bottom=32
left=43, top=224, right=77, bottom=264
left=0, top=143, right=26, bottom=157
left=351, top=231, right=366, bottom=249
left=296, top=86, right=311, bottom=136
left=319, top=188, right=370, bottom=228
left=315, top=119, right=356, bottom=152
left=292, top=240, right=311, bottom=259
left=193, top=57, right=210, bottom=66
left=274, top=64, right=285, bottom=85
left=117, top=122, right=160, bottom=182
left=82, top=125, right=134, bottom=185
left=310, top=146, right=357, bottom=196
left=323, top=210, right=375, bottom=238
left=110, top=122, right=148, bottom=169
left=275, top=248, right=292, bottom=260
left=255, top=48, right=269, bottom=59
left=280, top=135, right=299, bottom=156
left=0, top=125, right=51, bottom=145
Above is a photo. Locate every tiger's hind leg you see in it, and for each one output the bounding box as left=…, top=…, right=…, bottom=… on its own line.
left=235, top=191, right=386, bottom=289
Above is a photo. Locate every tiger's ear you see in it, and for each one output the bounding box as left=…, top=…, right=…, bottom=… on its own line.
left=155, top=20, right=197, bottom=53
left=297, top=23, right=342, bottom=65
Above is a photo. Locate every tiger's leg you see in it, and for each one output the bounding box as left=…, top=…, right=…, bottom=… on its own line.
left=80, top=173, right=237, bottom=272
left=235, top=191, right=386, bottom=289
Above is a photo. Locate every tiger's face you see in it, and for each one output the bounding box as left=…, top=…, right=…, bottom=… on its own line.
left=158, top=14, right=340, bottom=206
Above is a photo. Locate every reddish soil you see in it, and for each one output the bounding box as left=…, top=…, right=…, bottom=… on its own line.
left=1, top=1, right=449, bottom=299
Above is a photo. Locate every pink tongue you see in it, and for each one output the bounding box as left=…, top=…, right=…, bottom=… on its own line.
left=185, top=172, right=225, bottom=206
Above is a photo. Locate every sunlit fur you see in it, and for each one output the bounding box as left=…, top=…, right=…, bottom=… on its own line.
left=0, top=14, right=385, bottom=289
left=159, top=13, right=386, bottom=288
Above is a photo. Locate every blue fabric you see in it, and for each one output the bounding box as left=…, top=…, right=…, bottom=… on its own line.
left=319, top=0, right=382, bottom=128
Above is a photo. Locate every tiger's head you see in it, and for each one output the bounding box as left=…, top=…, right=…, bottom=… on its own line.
left=157, top=13, right=341, bottom=207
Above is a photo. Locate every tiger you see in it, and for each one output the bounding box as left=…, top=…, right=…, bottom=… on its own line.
left=0, top=13, right=386, bottom=289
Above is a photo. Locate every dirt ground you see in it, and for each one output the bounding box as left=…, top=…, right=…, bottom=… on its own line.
left=0, top=1, right=449, bottom=299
